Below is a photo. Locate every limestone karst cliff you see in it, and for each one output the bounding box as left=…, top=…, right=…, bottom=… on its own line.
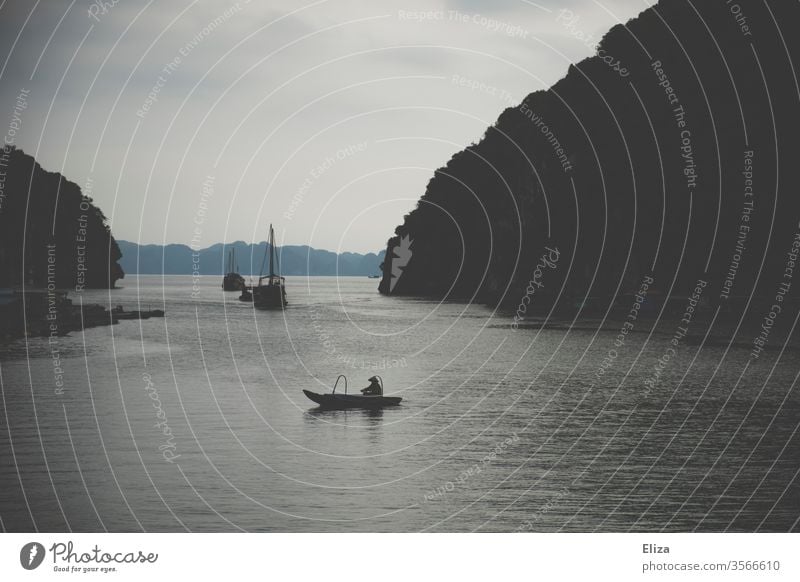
left=379, top=0, right=800, bottom=317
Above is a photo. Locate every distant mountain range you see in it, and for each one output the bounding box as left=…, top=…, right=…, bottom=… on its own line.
left=117, top=240, right=385, bottom=276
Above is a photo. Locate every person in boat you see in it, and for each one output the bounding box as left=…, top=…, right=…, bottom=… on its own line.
left=360, top=376, right=382, bottom=396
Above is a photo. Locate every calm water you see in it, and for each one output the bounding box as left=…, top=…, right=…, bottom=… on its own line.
left=1, top=275, right=798, bottom=532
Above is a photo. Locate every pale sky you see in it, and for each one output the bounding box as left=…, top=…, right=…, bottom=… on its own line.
left=0, top=0, right=651, bottom=253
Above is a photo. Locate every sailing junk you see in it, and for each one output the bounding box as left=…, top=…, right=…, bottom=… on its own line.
left=222, top=247, right=245, bottom=291
left=253, top=224, right=287, bottom=309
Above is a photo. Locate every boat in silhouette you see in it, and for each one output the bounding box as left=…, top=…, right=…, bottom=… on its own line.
left=239, top=286, right=253, bottom=302
left=303, top=375, right=401, bottom=409
left=253, top=224, right=287, bottom=309
left=222, top=247, right=245, bottom=291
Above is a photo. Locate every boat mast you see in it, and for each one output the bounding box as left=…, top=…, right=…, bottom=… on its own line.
left=269, top=224, right=275, bottom=278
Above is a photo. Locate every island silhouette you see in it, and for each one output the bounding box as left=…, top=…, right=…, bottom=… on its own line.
left=0, top=146, right=123, bottom=290
left=378, top=0, right=800, bottom=326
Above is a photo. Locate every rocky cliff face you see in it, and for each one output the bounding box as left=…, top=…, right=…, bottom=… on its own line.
left=379, top=0, right=800, bottom=313
left=0, top=147, right=124, bottom=289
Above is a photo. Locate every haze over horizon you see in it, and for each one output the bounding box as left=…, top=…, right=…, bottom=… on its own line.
left=0, top=0, right=649, bottom=253
left=117, top=236, right=385, bottom=255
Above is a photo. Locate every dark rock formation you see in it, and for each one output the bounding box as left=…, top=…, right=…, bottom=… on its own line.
left=379, top=0, right=800, bottom=317
left=0, top=147, right=124, bottom=290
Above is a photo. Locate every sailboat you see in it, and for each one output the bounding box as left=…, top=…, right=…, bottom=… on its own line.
left=253, top=224, right=287, bottom=309
left=222, top=247, right=246, bottom=291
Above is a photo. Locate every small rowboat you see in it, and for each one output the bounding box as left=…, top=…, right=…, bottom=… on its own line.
left=302, top=390, right=401, bottom=409
left=303, top=375, right=401, bottom=409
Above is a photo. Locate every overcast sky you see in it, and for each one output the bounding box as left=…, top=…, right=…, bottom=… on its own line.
left=0, top=0, right=651, bottom=253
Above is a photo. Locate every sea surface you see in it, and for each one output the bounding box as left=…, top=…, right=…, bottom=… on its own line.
left=1, top=275, right=798, bottom=532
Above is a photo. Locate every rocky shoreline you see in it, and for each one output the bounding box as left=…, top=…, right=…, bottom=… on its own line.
left=0, top=288, right=163, bottom=341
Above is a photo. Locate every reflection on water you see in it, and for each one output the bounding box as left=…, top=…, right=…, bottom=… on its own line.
left=0, top=275, right=798, bottom=532
left=305, top=407, right=386, bottom=424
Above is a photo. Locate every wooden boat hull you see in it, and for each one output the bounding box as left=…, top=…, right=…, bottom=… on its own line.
left=222, top=273, right=246, bottom=291
left=253, top=282, right=286, bottom=309
left=302, top=389, right=401, bottom=409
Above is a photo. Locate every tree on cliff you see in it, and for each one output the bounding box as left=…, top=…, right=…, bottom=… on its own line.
left=0, top=147, right=124, bottom=289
